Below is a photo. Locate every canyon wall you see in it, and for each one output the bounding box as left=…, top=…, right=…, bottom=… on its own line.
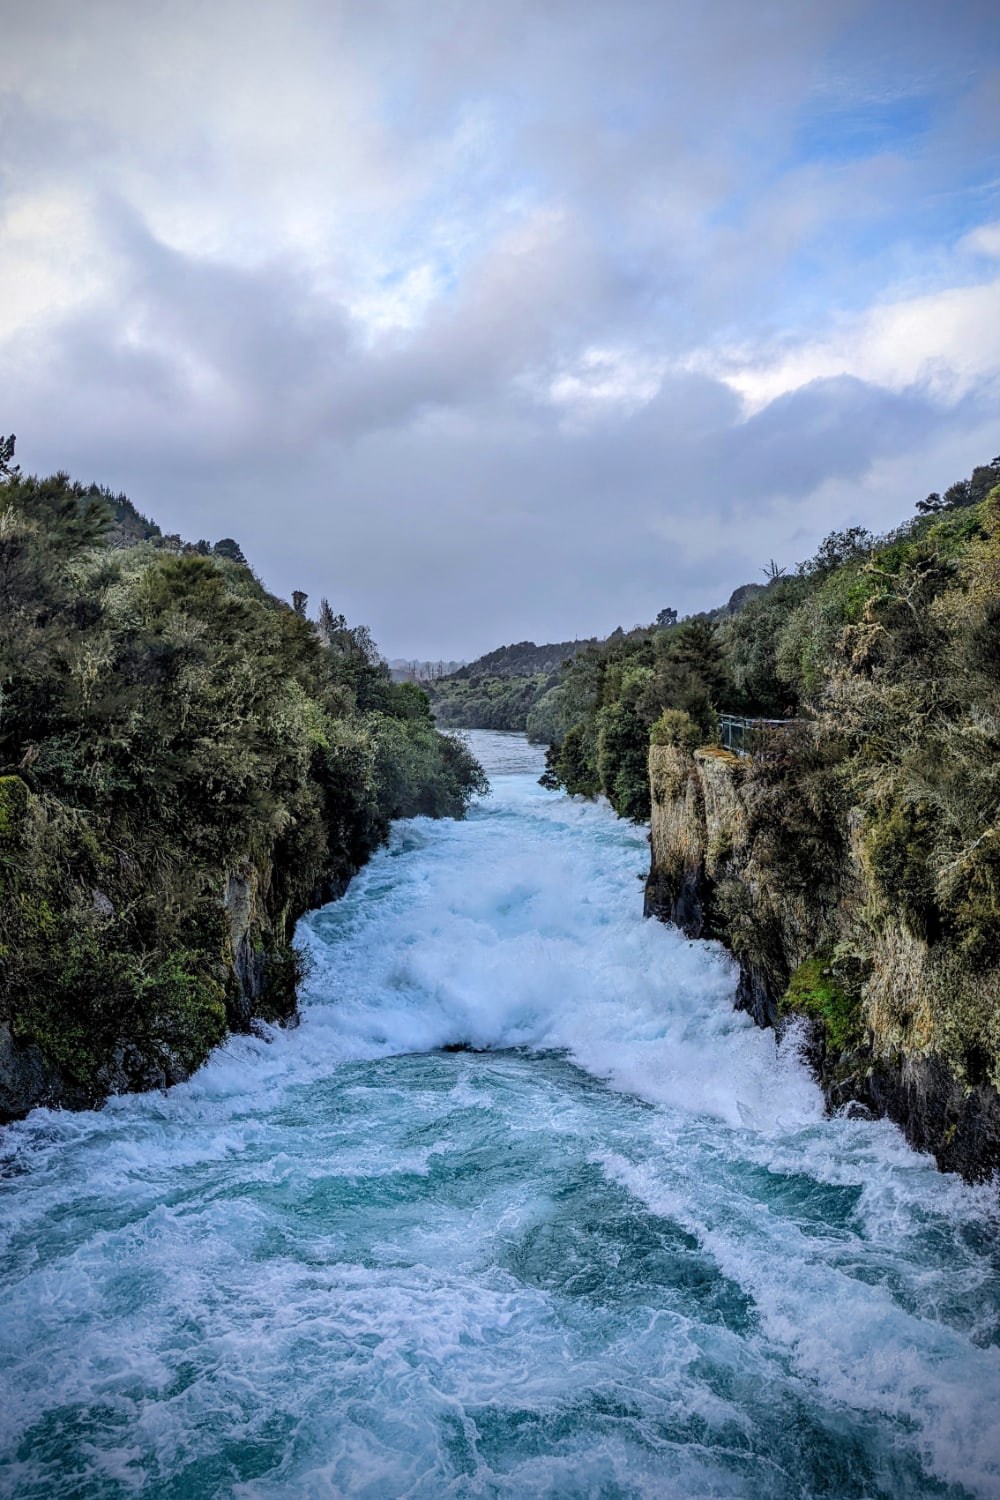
left=645, top=743, right=1000, bottom=1183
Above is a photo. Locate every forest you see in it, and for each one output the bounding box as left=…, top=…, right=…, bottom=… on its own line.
left=0, top=443, right=486, bottom=1114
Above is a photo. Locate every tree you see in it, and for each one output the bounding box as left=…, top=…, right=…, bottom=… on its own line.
left=213, top=537, right=248, bottom=566
left=655, top=606, right=678, bottom=628
left=315, top=597, right=339, bottom=644
left=799, top=527, right=873, bottom=579
left=0, top=434, right=19, bottom=480
left=292, top=591, right=309, bottom=618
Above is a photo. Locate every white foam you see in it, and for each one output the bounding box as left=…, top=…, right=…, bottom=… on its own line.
left=297, top=745, right=822, bottom=1136
left=596, top=1144, right=1000, bottom=1495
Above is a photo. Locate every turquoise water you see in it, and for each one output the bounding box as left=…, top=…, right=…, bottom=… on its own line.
left=1, top=730, right=999, bottom=1499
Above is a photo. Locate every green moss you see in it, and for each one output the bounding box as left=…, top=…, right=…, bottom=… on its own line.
left=17, top=893, right=58, bottom=940
left=17, top=1012, right=98, bottom=1083
left=140, top=951, right=228, bottom=1071
left=861, top=797, right=939, bottom=940
left=780, top=955, right=860, bottom=1052
left=0, top=775, right=29, bottom=846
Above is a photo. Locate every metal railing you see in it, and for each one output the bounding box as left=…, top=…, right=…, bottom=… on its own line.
left=718, top=714, right=799, bottom=757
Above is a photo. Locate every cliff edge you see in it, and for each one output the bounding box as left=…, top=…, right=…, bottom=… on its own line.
left=645, top=741, right=1000, bottom=1184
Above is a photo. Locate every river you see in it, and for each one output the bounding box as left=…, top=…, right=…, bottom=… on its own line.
left=1, top=730, right=999, bottom=1499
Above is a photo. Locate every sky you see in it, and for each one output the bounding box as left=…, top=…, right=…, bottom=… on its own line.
left=1, top=0, right=999, bottom=660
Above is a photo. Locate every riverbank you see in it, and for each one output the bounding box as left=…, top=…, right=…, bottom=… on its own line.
left=0, top=464, right=486, bottom=1122
left=644, top=739, right=1000, bottom=1185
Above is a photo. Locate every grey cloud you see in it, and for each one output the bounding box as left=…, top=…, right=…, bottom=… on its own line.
left=714, top=376, right=957, bottom=506
left=1, top=0, right=998, bottom=657
left=7, top=331, right=988, bottom=659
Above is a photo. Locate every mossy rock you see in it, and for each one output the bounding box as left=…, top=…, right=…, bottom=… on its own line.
left=706, top=828, right=734, bottom=866
left=780, top=955, right=861, bottom=1053
left=861, top=796, right=939, bottom=940
left=649, top=743, right=696, bottom=805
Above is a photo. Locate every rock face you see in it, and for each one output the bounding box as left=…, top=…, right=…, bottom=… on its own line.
left=645, top=743, right=1000, bottom=1184
left=0, top=795, right=354, bottom=1123
left=221, top=862, right=352, bottom=1033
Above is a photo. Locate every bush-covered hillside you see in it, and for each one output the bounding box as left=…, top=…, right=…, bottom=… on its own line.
left=445, top=639, right=595, bottom=680
left=634, top=455, right=1000, bottom=1170
left=429, top=638, right=594, bottom=735
left=541, top=454, right=1000, bottom=831
left=0, top=446, right=486, bottom=1115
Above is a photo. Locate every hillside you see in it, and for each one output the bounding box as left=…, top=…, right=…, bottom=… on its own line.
left=445, top=639, right=594, bottom=681
left=0, top=446, right=486, bottom=1120
left=428, top=601, right=782, bottom=738
left=428, top=638, right=596, bottom=735
left=540, top=450, right=1000, bottom=1181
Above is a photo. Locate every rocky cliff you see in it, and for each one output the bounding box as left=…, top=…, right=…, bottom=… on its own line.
left=0, top=770, right=331, bottom=1120
left=645, top=742, right=1000, bottom=1184
left=0, top=461, right=487, bottom=1127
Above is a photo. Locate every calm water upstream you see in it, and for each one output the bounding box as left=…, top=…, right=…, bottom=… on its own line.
left=2, top=730, right=1000, bottom=1499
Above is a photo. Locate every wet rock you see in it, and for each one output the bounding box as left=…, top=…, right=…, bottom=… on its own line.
left=645, top=741, right=1000, bottom=1187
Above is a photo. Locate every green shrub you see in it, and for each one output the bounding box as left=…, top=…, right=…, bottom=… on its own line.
left=597, top=698, right=652, bottom=821
left=944, top=837, right=1000, bottom=970
left=650, top=708, right=702, bottom=751
left=0, top=775, right=29, bottom=846
left=540, top=724, right=599, bottom=798
left=780, top=955, right=861, bottom=1052
left=140, top=951, right=228, bottom=1072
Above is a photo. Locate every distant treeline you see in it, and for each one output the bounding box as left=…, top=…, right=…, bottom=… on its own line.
left=428, top=638, right=596, bottom=736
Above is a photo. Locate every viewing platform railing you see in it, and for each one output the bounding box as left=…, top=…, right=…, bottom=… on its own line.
left=718, top=714, right=800, bottom=757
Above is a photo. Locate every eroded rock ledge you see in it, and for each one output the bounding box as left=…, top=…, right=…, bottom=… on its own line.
left=645, top=743, right=1000, bottom=1185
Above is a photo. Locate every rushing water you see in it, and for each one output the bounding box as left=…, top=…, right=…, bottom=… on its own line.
left=2, top=730, right=1000, bottom=1500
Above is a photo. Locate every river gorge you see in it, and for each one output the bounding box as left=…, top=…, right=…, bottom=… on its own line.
left=1, top=732, right=999, bottom=1499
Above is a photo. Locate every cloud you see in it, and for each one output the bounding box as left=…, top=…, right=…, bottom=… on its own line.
left=695, top=273, right=1000, bottom=415
left=1, top=0, right=998, bottom=656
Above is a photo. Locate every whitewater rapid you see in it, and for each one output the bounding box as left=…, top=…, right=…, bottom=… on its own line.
left=1, top=730, right=999, bottom=1499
